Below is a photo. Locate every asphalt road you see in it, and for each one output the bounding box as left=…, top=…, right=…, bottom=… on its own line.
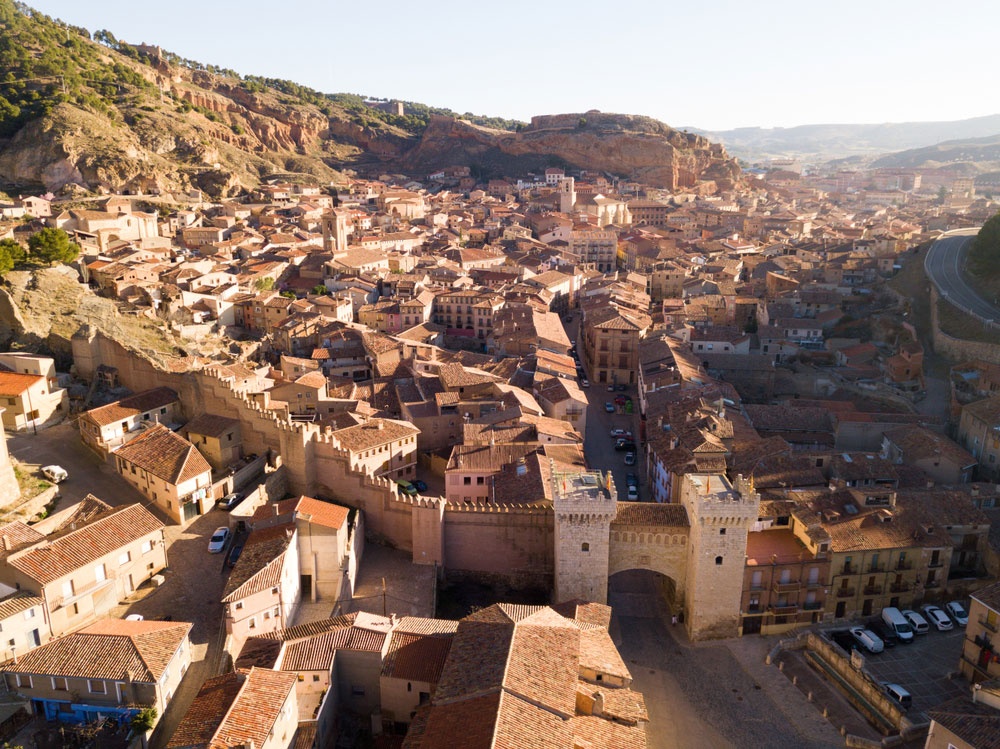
left=924, top=230, right=999, bottom=322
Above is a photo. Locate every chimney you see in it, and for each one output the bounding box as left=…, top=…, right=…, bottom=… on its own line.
left=273, top=504, right=281, bottom=516
left=1, top=536, right=9, bottom=552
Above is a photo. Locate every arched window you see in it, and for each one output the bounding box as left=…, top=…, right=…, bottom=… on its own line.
left=581, top=542, right=590, bottom=552
left=715, top=555, right=723, bottom=565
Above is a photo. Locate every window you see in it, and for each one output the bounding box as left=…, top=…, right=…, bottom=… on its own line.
left=463, top=477, right=471, bottom=485
left=141, top=540, right=153, bottom=554
left=248, top=617, right=257, bottom=630
left=88, top=679, right=106, bottom=694
left=118, top=551, right=131, bottom=566
left=719, top=528, right=726, bottom=535
left=581, top=542, right=590, bottom=552
left=15, top=674, right=31, bottom=688
left=52, top=677, right=68, bottom=690
left=312, top=674, right=320, bottom=682
left=95, top=564, right=107, bottom=582
left=23, top=609, right=34, bottom=620
left=235, top=602, right=244, bottom=610
left=715, top=556, right=723, bottom=565
left=271, top=587, right=279, bottom=595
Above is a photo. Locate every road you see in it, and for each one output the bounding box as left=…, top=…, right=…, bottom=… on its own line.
left=924, top=229, right=999, bottom=323
left=611, top=570, right=844, bottom=749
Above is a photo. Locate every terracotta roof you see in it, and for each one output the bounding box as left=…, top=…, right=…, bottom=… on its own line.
left=280, top=625, right=387, bottom=670
left=381, top=630, right=454, bottom=683
left=251, top=495, right=350, bottom=530
left=8, top=503, right=163, bottom=584
left=613, top=502, right=689, bottom=527
left=926, top=695, right=1000, bottom=749
left=82, top=387, right=179, bottom=427
left=332, top=418, right=420, bottom=453
left=184, top=412, right=240, bottom=439
left=168, top=667, right=297, bottom=749
left=222, top=524, right=295, bottom=602
left=0, top=371, right=41, bottom=396
left=1, top=618, right=189, bottom=682
left=114, top=424, right=212, bottom=485
left=0, top=591, right=42, bottom=621
left=0, top=521, right=44, bottom=560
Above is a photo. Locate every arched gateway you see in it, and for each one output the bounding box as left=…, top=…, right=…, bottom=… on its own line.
left=554, top=469, right=760, bottom=640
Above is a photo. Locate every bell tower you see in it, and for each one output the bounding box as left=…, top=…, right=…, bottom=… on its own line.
left=559, top=177, right=576, bottom=215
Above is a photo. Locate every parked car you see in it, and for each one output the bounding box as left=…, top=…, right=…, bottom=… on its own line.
left=624, top=451, right=636, bottom=466
left=627, top=485, right=639, bottom=501
left=580, top=379, right=590, bottom=388
left=610, top=428, right=632, bottom=439
left=921, top=604, right=953, bottom=631
left=881, top=606, right=914, bottom=643
left=625, top=473, right=638, bottom=487
left=901, top=609, right=929, bottom=635
left=227, top=538, right=245, bottom=568
left=849, top=626, right=884, bottom=654
left=412, top=479, right=428, bottom=493
left=217, top=492, right=244, bottom=511
left=868, top=621, right=897, bottom=648
left=396, top=480, right=418, bottom=496
left=946, top=601, right=969, bottom=627
left=607, top=385, right=615, bottom=392
left=615, top=384, right=626, bottom=392
left=125, top=614, right=144, bottom=621
left=882, top=682, right=912, bottom=710
left=208, top=527, right=231, bottom=554
left=41, top=465, right=67, bottom=483
left=605, top=402, right=615, bottom=413
left=614, top=439, right=636, bottom=451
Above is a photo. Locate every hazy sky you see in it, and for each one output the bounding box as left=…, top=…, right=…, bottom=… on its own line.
left=24, top=0, right=1000, bottom=131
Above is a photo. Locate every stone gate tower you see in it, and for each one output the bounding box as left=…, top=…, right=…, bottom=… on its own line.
left=553, top=467, right=617, bottom=604
left=681, top=473, right=759, bottom=640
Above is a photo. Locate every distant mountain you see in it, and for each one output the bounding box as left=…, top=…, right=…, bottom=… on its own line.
left=691, top=115, right=1000, bottom=163
left=871, top=133, right=1000, bottom=172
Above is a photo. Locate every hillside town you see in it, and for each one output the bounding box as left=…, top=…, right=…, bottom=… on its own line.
left=0, top=158, right=999, bottom=749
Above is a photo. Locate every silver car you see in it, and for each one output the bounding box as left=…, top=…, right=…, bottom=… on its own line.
left=921, top=604, right=953, bottom=631
left=850, top=626, right=884, bottom=654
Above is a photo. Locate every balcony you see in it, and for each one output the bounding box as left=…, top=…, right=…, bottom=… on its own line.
left=772, top=581, right=801, bottom=594
left=841, top=565, right=854, bottom=575
left=863, top=584, right=883, bottom=596
left=980, top=616, right=999, bottom=634
left=836, top=587, right=856, bottom=598
left=769, top=604, right=799, bottom=616
left=890, top=582, right=911, bottom=593
left=803, top=601, right=824, bottom=611
left=895, top=561, right=912, bottom=571
left=867, top=565, right=885, bottom=574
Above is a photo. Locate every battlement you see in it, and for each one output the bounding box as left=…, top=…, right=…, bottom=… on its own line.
left=445, top=500, right=554, bottom=516
left=551, top=468, right=617, bottom=509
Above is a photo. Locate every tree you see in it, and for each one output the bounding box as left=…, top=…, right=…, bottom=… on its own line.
left=130, top=706, right=157, bottom=733
left=312, top=285, right=328, bottom=296
left=27, top=228, right=79, bottom=265
left=254, top=277, right=274, bottom=291
left=0, top=238, right=25, bottom=275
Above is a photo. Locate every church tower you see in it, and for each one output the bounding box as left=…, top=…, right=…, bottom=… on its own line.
left=321, top=208, right=350, bottom=254
left=559, top=177, right=576, bottom=215
left=553, top=467, right=617, bottom=604
left=681, top=473, right=759, bottom=640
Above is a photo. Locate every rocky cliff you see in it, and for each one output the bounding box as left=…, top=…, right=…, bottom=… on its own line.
left=402, top=112, right=741, bottom=190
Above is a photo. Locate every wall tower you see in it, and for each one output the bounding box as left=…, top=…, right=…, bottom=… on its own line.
left=681, top=473, right=759, bottom=640
left=553, top=466, right=617, bottom=604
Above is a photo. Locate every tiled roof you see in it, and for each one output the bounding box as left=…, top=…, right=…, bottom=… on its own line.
left=926, top=695, right=1000, bottom=749
left=569, top=714, right=647, bottom=749
left=973, top=581, right=1000, bottom=612
left=0, top=521, right=45, bottom=560
left=169, top=667, right=297, bottom=749
left=82, top=387, right=178, bottom=427
left=114, top=424, right=212, bottom=485
left=222, top=524, right=295, bottom=602
left=184, top=413, right=240, bottom=439
left=0, top=591, right=42, bottom=621
left=0, top=371, right=41, bottom=396
left=578, top=628, right=632, bottom=681
left=251, top=496, right=350, bottom=530
left=332, top=418, right=420, bottom=453
left=613, top=502, right=689, bottom=527
left=381, top=630, right=454, bottom=683
left=280, top=626, right=387, bottom=670
left=1, top=618, right=189, bottom=681
left=8, top=503, right=163, bottom=584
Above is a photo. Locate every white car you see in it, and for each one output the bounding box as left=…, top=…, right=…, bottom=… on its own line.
left=208, top=527, right=231, bottom=554
left=627, top=485, right=639, bottom=501
left=946, top=601, right=969, bottom=627
left=901, top=609, right=929, bottom=635
left=580, top=379, right=590, bottom=388
left=41, top=465, right=67, bottom=483
left=850, top=626, right=884, bottom=654
left=922, top=604, right=953, bottom=631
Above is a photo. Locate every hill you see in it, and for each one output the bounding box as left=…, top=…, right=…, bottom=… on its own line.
left=0, top=1, right=739, bottom=197
left=871, top=132, right=1000, bottom=173
left=693, top=115, right=1000, bottom=162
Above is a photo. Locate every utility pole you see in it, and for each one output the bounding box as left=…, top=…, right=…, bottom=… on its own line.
left=381, top=577, right=387, bottom=617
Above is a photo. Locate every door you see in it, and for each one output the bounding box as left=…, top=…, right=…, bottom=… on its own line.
left=742, top=616, right=762, bottom=635
left=182, top=499, right=200, bottom=522
left=124, top=575, right=134, bottom=596
left=835, top=602, right=846, bottom=618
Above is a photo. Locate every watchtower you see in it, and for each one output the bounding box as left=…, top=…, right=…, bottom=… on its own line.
left=553, top=467, right=617, bottom=604
left=681, top=473, right=759, bottom=640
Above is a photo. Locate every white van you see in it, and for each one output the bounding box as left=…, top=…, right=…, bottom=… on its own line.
left=41, top=465, right=68, bottom=484
left=881, top=606, right=915, bottom=643
left=901, top=609, right=929, bottom=635
left=882, top=682, right=912, bottom=710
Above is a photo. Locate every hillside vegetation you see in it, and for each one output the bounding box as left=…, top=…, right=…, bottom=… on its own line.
left=967, top=211, right=1000, bottom=303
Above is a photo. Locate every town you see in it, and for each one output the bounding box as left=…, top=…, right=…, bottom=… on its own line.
left=0, top=150, right=998, bottom=749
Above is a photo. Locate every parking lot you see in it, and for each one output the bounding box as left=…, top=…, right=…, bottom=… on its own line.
left=821, top=621, right=968, bottom=719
